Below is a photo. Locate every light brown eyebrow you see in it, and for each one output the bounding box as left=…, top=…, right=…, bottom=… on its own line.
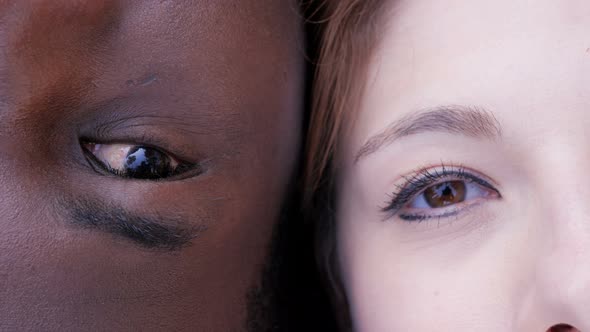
left=354, top=105, right=502, bottom=163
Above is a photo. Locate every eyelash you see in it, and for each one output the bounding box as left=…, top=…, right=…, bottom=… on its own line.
left=80, top=140, right=199, bottom=181
left=382, top=165, right=501, bottom=221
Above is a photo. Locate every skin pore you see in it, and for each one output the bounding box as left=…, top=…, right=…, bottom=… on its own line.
left=335, top=0, right=590, bottom=330
left=0, top=1, right=303, bottom=330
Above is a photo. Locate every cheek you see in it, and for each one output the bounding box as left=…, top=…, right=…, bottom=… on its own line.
left=337, top=189, right=540, bottom=331
left=0, top=154, right=278, bottom=329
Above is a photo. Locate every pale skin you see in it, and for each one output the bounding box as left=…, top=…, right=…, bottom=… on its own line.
left=336, top=0, right=590, bottom=330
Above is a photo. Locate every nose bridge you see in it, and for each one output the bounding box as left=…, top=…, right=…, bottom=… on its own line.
left=520, top=155, right=590, bottom=329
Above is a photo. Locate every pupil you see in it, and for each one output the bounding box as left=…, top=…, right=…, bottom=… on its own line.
left=441, top=186, right=453, bottom=197
left=124, top=146, right=171, bottom=179
left=424, top=181, right=466, bottom=208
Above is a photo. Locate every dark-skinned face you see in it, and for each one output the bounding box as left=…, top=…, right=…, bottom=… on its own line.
left=0, top=1, right=303, bottom=330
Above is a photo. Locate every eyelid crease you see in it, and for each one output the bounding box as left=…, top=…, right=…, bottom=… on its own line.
left=86, top=95, right=241, bottom=136
left=84, top=96, right=217, bottom=138
left=81, top=111, right=209, bottom=165
left=95, top=114, right=208, bottom=137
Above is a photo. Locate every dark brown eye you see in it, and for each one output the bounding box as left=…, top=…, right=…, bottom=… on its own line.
left=82, top=142, right=192, bottom=180
left=423, top=181, right=466, bottom=208
left=124, top=146, right=172, bottom=179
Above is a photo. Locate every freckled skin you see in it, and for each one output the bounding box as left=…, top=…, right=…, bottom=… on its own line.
left=0, top=1, right=303, bottom=330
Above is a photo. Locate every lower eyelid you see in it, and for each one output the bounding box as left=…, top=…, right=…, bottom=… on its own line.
left=399, top=209, right=461, bottom=222
left=398, top=196, right=495, bottom=222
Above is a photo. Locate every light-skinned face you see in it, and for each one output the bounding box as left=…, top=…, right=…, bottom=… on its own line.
left=336, top=0, right=590, bottom=330
left=0, top=1, right=303, bottom=330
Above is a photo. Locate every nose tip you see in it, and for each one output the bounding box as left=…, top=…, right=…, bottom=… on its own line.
left=547, top=324, right=579, bottom=332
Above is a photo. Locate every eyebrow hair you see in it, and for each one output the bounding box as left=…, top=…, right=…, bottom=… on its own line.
left=354, top=105, right=502, bottom=163
left=63, top=197, right=206, bottom=251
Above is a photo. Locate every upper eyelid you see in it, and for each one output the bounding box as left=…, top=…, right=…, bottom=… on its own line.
left=80, top=138, right=186, bottom=162
left=396, top=169, right=473, bottom=199
left=383, top=166, right=500, bottom=214
left=80, top=139, right=186, bottom=165
left=399, top=166, right=501, bottom=191
left=79, top=127, right=201, bottom=164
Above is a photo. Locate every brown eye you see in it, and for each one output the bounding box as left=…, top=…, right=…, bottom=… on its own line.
left=391, top=168, right=501, bottom=221
left=82, top=142, right=193, bottom=180
left=423, top=181, right=466, bottom=208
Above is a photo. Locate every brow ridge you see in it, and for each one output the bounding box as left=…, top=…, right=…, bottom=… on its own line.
left=354, top=105, right=502, bottom=163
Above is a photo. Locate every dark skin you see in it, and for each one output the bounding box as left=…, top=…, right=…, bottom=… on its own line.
left=0, top=1, right=303, bottom=330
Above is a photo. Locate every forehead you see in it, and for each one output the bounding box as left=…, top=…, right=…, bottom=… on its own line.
left=1, top=0, right=302, bottom=118
left=3, top=0, right=298, bottom=48
left=1, top=1, right=301, bottom=80
left=349, top=0, right=590, bottom=156
left=2, top=0, right=296, bottom=28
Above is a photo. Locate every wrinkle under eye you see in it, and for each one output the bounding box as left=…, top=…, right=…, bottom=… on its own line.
left=64, top=196, right=205, bottom=250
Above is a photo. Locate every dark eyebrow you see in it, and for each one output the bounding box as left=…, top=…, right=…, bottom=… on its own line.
left=354, top=105, right=502, bottom=163
left=63, top=197, right=206, bottom=251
